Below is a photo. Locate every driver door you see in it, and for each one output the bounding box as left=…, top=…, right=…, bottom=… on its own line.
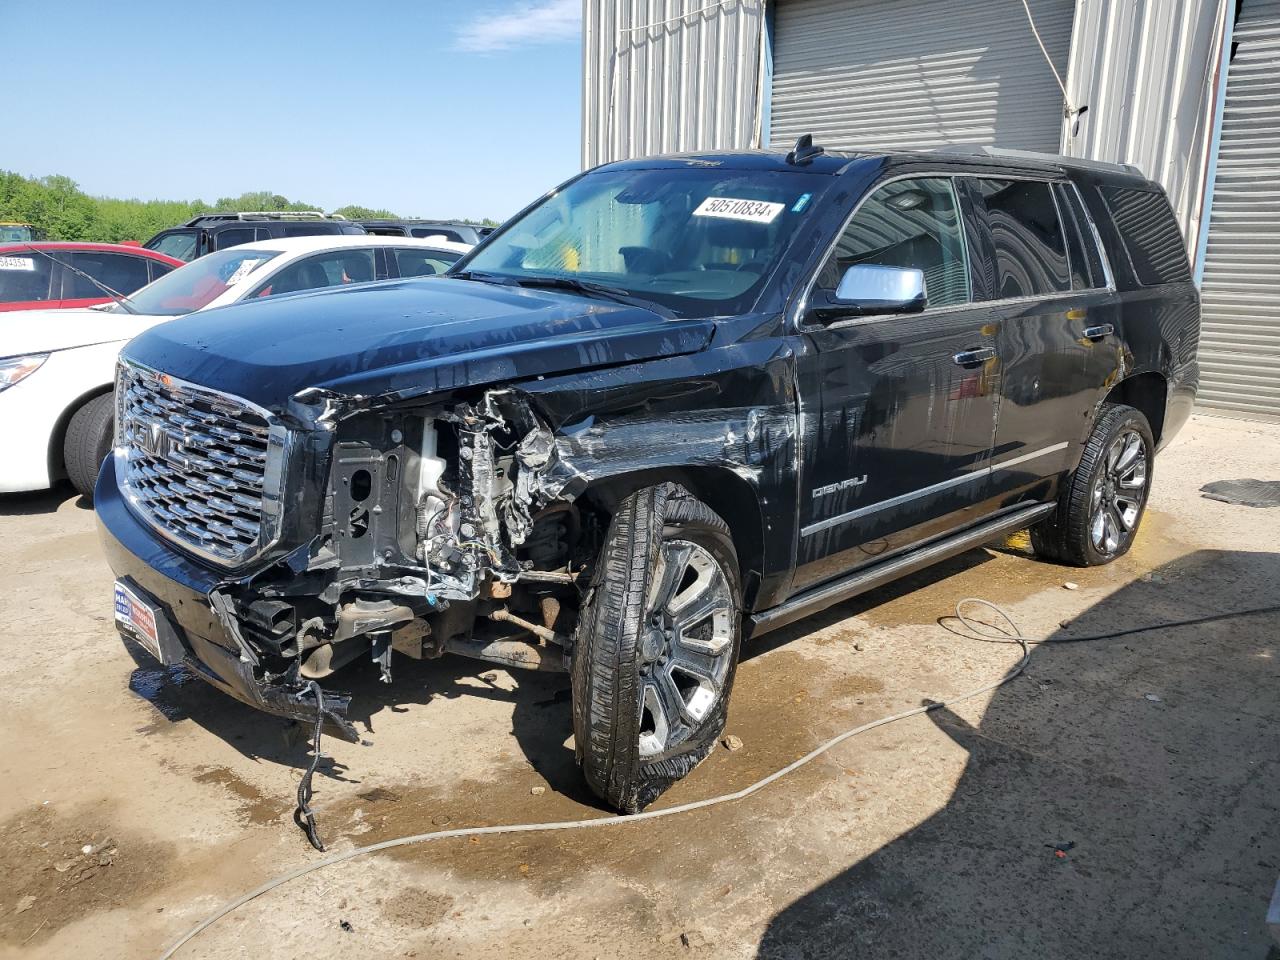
left=792, top=175, right=1001, bottom=592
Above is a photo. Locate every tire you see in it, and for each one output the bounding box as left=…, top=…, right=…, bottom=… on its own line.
left=1031, top=403, right=1154, bottom=567
left=571, top=483, right=742, bottom=813
left=64, top=392, right=115, bottom=499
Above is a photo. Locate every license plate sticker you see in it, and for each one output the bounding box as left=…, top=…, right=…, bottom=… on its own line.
left=114, top=581, right=160, bottom=658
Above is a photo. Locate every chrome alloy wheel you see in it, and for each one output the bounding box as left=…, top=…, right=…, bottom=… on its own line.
left=1089, top=428, right=1149, bottom=556
left=636, top=539, right=736, bottom=758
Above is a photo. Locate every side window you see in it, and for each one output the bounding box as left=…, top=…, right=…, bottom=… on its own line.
left=0, top=253, right=54, bottom=303
left=147, top=230, right=199, bottom=261
left=214, top=227, right=258, bottom=250
left=970, top=178, right=1071, bottom=299
left=1100, top=186, right=1191, bottom=285
left=253, top=250, right=377, bottom=297
left=817, top=177, right=971, bottom=309
left=148, top=260, right=175, bottom=282
left=63, top=252, right=152, bottom=298
left=395, top=248, right=461, bottom=278
left=282, top=224, right=332, bottom=238
left=411, top=227, right=464, bottom=242
left=1054, top=183, right=1108, bottom=290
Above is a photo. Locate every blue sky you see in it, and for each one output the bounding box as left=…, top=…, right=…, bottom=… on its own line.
left=4, top=0, right=582, bottom=221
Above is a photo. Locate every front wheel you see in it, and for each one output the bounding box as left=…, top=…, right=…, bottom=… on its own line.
left=571, top=483, right=741, bottom=813
left=64, top=392, right=115, bottom=499
left=1032, top=403, right=1154, bottom=566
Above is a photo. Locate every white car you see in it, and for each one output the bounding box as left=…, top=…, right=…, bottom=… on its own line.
left=0, top=234, right=472, bottom=497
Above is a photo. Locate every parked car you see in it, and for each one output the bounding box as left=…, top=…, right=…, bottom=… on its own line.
left=357, top=219, right=487, bottom=245
left=97, top=143, right=1198, bottom=813
left=143, top=211, right=365, bottom=262
left=1, top=235, right=470, bottom=498
left=0, top=222, right=43, bottom=243
left=0, top=242, right=182, bottom=312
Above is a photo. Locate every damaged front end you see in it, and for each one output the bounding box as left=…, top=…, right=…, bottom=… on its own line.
left=181, top=386, right=590, bottom=739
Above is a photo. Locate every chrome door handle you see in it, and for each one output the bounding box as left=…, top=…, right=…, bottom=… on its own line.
left=953, top=347, right=995, bottom=366
left=1084, top=324, right=1115, bottom=340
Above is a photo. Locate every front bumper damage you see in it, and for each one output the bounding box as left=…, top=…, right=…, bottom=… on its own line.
left=95, top=386, right=585, bottom=740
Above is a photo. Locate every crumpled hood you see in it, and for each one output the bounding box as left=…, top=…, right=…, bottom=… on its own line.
left=121, top=278, right=714, bottom=413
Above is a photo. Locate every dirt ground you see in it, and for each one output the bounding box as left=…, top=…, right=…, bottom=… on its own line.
left=0, top=413, right=1277, bottom=960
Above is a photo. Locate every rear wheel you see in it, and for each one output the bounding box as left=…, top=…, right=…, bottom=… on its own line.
left=1031, top=403, right=1154, bottom=566
left=571, top=483, right=741, bottom=813
left=64, top=392, right=115, bottom=499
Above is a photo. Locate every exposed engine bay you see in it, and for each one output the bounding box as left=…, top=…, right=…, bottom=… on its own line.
left=209, top=389, right=598, bottom=740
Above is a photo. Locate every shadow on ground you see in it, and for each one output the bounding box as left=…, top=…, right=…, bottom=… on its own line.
left=758, top=548, right=1280, bottom=960
left=0, top=485, right=89, bottom=516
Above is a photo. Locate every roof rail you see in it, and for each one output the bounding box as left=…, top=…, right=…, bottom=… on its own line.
left=233, top=210, right=333, bottom=221
left=930, top=144, right=1142, bottom=176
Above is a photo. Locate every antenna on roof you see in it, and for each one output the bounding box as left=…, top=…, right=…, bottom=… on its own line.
left=786, top=134, right=825, bottom=166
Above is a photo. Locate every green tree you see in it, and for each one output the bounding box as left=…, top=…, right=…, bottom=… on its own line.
left=0, top=169, right=496, bottom=243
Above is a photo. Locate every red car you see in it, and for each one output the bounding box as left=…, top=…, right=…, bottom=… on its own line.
left=0, top=242, right=183, bottom=312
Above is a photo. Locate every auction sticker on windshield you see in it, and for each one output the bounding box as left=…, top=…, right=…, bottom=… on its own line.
left=0, top=256, right=35, bottom=271
left=693, top=197, right=785, bottom=223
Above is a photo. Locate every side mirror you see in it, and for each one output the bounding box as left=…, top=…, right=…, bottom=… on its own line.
left=810, top=264, right=927, bottom=322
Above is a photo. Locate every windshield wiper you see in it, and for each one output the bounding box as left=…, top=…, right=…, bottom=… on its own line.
left=448, top=269, right=518, bottom=286
left=504, top=275, right=674, bottom=318
left=15, top=244, right=139, bottom=314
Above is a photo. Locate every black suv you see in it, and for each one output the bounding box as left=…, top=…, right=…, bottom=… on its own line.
left=357, top=219, right=487, bottom=245
left=144, top=212, right=365, bottom=261
left=98, top=143, right=1198, bottom=813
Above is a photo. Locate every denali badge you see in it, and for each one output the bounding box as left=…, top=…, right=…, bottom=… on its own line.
left=812, top=475, right=868, bottom=499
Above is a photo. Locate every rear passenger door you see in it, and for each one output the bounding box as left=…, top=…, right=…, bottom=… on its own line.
left=963, top=176, right=1121, bottom=500
left=792, top=175, right=1001, bottom=592
left=59, top=251, right=154, bottom=308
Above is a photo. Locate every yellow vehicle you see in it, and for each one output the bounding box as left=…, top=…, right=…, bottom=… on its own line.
left=0, top=222, right=42, bottom=243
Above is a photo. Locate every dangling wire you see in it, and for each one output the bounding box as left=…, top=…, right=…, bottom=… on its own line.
left=293, top=681, right=327, bottom=852
left=1018, top=0, right=1086, bottom=130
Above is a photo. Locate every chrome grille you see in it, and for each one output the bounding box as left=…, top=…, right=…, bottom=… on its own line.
left=116, top=358, right=287, bottom=566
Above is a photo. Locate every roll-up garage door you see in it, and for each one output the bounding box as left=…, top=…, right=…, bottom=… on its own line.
left=769, top=0, right=1075, bottom=154
left=1198, top=0, right=1280, bottom=418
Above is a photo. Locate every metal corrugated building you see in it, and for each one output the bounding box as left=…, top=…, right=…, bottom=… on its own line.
left=769, top=0, right=1075, bottom=154
left=1198, top=0, right=1280, bottom=417
left=582, top=0, right=1279, bottom=419
left=581, top=0, right=767, bottom=168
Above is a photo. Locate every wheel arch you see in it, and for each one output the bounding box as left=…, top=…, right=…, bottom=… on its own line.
left=574, top=465, right=766, bottom=611
left=48, top=382, right=113, bottom=483
left=1103, top=372, right=1168, bottom=447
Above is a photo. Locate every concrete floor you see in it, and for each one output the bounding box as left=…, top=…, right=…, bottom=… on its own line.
left=0, top=413, right=1276, bottom=960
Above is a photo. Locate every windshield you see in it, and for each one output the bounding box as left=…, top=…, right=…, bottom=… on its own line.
left=0, top=225, right=33, bottom=243
left=125, top=248, right=279, bottom=315
left=459, top=167, right=831, bottom=317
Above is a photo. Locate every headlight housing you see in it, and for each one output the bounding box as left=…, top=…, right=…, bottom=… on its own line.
left=0, top=354, right=48, bottom=392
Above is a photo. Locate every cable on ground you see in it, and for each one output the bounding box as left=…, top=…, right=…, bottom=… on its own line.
left=157, top=598, right=1279, bottom=959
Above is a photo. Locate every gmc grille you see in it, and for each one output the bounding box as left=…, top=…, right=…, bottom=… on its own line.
left=115, top=359, right=288, bottom=566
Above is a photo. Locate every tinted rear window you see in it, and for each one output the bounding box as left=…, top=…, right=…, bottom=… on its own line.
left=1100, top=186, right=1191, bottom=285
left=970, top=178, right=1072, bottom=299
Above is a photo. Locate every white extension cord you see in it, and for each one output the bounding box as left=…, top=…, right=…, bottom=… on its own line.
left=156, top=598, right=1031, bottom=959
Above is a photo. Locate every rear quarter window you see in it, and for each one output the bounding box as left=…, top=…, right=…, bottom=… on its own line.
left=1100, top=186, right=1191, bottom=285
